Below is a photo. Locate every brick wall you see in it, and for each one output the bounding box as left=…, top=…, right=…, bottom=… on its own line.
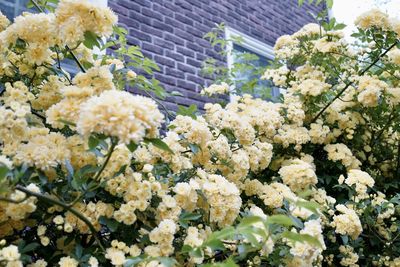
left=109, top=0, right=323, bottom=110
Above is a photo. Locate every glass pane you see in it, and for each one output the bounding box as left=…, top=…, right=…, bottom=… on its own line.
left=232, top=43, right=280, bottom=101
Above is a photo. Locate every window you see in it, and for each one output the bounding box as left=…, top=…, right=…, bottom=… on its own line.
left=225, top=27, right=280, bottom=101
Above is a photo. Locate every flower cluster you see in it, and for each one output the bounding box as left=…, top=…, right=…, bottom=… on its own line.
left=77, top=90, right=164, bottom=144
left=200, top=82, right=230, bottom=96
left=56, top=0, right=117, bottom=46
left=331, top=204, right=363, bottom=240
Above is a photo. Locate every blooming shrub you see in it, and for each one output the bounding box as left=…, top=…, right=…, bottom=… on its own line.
left=0, top=0, right=400, bottom=266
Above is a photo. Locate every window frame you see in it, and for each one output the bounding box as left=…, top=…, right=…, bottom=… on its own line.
left=88, top=0, right=108, bottom=7
left=224, top=26, right=278, bottom=100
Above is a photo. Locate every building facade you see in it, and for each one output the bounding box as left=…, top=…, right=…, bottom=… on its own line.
left=1, top=0, right=323, bottom=110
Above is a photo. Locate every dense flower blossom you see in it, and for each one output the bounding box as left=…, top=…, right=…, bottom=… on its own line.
left=331, top=204, right=362, bottom=240
left=55, top=0, right=117, bottom=46
left=355, top=9, right=390, bottom=30
left=279, top=159, right=318, bottom=192
left=77, top=90, right=164, bottom=144
left=198, top=171, right=242, bottom=227
left=342, top=169, right=375, bottom=199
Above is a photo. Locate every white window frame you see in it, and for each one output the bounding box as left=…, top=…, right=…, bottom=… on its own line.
left=225, top=26, right=274, bottom=66
left=224, top=26, right=279, bottom=99
left=89, top=0, right=108, bottom=7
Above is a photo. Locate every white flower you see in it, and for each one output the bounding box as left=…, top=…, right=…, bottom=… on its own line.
left=201, top=82, right=230, bottom=96
left=105, top=247, right=126, bottom=266
left=0, top=245, right=20, bottom=261
left=88, top=257, right=99, bottom=267
left=58, top=256, right=79, bottom=267
left=0, top=155, right=13, bottom=169
left=127, top=70, right=137, bottom=80
left=77, top=90, right=164, bottom=144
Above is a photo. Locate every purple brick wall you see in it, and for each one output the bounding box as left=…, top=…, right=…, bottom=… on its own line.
left=109, top=0, right=323, bottom=110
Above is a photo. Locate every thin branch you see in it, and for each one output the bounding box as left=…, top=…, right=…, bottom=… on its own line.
left=0, top=196, right=28, bottom=204
left=15, top=185, right=106, bottom=252
left=371, top=108, right=398, bottom=145
left=310, top=41, right=399, bottom=123
left=66, top=192, right=83, bottom=208
left=143, top=90, right=174, bottom=119
left=93, top=138, right=118, bottom=181
left=31, top=110, right=46, bottom=122
left=55, top=45, right=62, bottom=70
left=327, top=51, right=400, bottom=80
left=67, top=45, right=86, bottom=73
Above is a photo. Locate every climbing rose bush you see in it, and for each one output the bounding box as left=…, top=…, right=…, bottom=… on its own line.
left=0, top=1, right=400, bottom=266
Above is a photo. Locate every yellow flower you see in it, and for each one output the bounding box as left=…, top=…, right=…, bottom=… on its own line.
left=56, top=0, right=118, bottom=46
left=355, top=9, right=390, bottom=30
left=0, top=245, right=20, bottom=261
left=127, top=70, right=137, bottom=80
left=58, top=256, right=79, bottom=267
left=105, top=247, right=126, bottom=266
left=0, top=11, right=10, bottom=32
left=201, top=82, right=230, bottom=96
left=77, top=90, right=164, bottom=144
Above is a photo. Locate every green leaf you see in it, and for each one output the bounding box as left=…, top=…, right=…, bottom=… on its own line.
left=189, top=143, right=201, bottom=154
left=238, top=216, right=263, bottom=228
left=180, top=245, right=193, bottom=253
left=26, top=1, right=34, bottom=8
left=127, top=142, right=138, bottom=152
left=266, top=214, right=295, bottom=227
left=179, top=211, right=202, bottom=228
left=170, top=91, right=184, bottom=97
left=83, top=31, right=100, bottom=49
left=0, top=166, right=9, bottom=180
left=298, top=0, right=305, bottom=6
left=295, top=200, right=320, bottom=214
left=334, top=23, right=346, bottom=30
left=180, top=212, right=202, bottom=221
left=65, top=160, right=74, bottom=178
left=288, top=215, right=304, bottom=228
left=75, top=165, right=100, bottom=179
left=190, top=247, right=203, bottom=258
left=88, top=136, right=100, bottom=150
left=240, top=229, right=260, bottom=246
left=158, top=257, right=178, bottom=267
left=204, top=238, right=225, bottom=251
left=144, top=138, right=174, bottom=154
left=124, top=256, right=144, bottom=267
left=341, top=235, right=349, bottom=245
left=282, top=231, right=322, bottom=248
left=99, top=216, right=119, bottom=232
left=75, top=244, right=83, bottom=259
left=20, top=242, right=39, bottom=253
left=207, top=226, right=235, bottom=242
left=326, top=0, right=333, bottom=8
left=177, top=104, right=197, bottom=119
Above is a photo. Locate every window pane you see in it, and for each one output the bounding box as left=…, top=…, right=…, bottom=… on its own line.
left=232, top=44, right=280, bottom=101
